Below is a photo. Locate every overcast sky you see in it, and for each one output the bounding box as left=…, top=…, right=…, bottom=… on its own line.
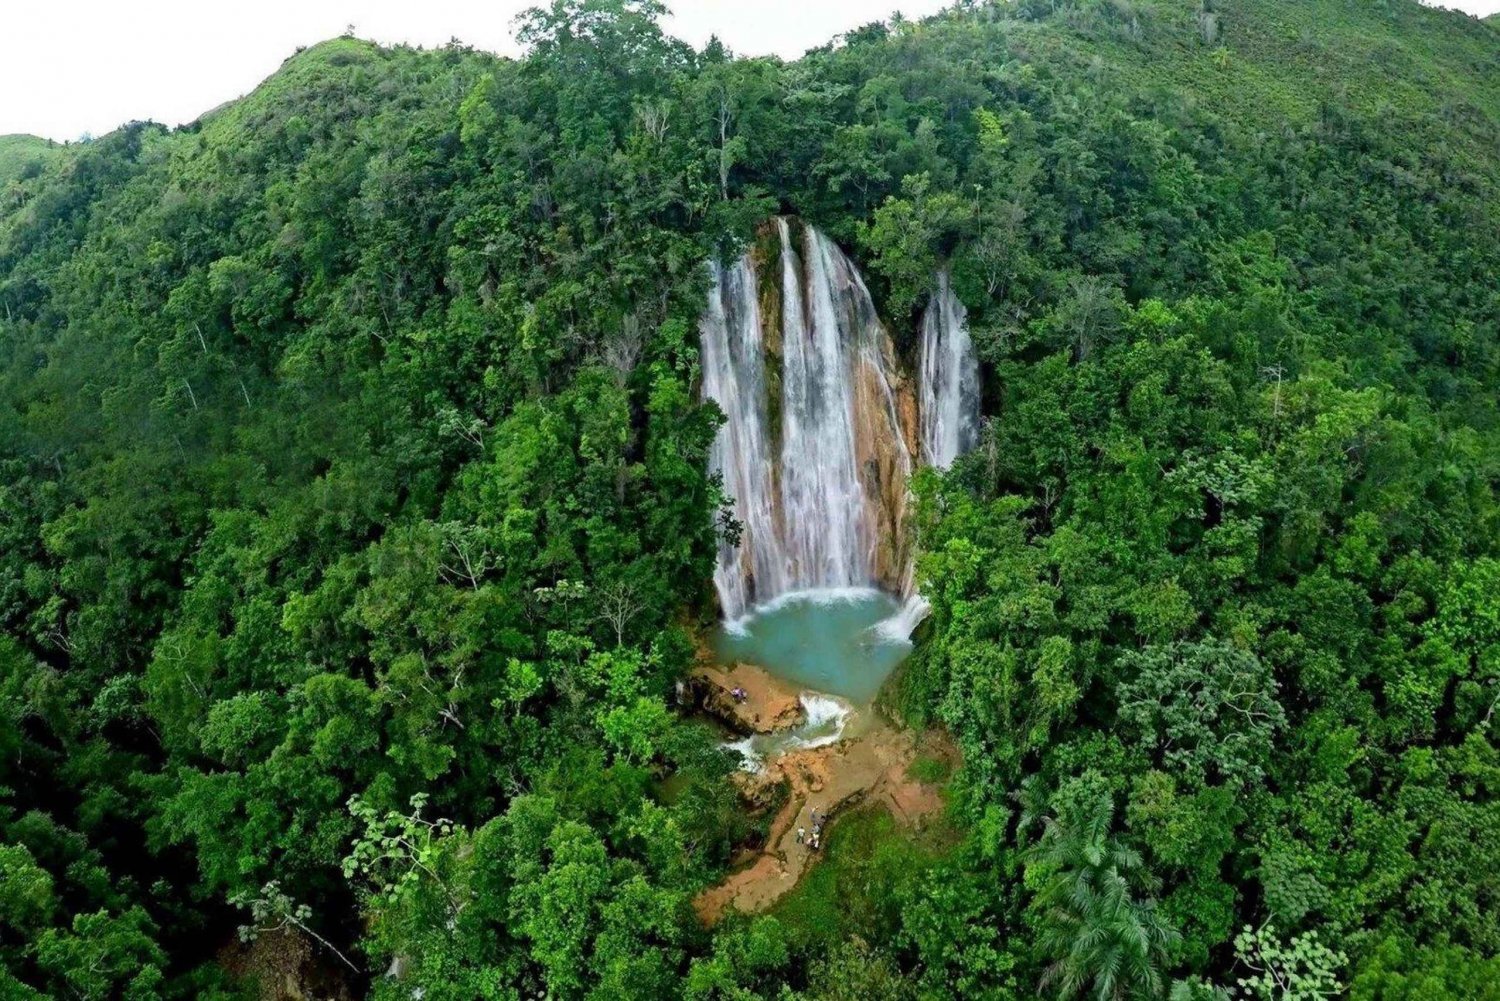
left=5, top=0, right=1499, bottom=143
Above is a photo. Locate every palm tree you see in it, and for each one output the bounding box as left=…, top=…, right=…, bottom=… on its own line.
left=1027, top=782, right=1179, bottom=1000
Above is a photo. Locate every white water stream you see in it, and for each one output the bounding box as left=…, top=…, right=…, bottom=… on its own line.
left=919, top=270, right=982, bottom=468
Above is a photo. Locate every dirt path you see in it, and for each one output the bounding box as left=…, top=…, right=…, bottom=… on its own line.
left=692, top=708, right=951, bottom=925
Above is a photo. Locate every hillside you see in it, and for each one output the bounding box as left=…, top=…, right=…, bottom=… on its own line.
left=2, top=1, right=1499, bottom=998
left=0, top=134, right=64, bottom=187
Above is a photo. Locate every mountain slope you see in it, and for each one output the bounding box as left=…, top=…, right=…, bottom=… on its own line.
left=0, top=133, right=64, bottom=186
left=1, top=1, right=1498, bottom=997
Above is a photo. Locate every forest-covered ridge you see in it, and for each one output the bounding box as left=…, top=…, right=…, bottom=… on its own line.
left=3, top=0, right=1500, bottom=998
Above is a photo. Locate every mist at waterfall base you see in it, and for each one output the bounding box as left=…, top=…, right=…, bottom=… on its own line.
left=699, top=219, right=978, bottom=737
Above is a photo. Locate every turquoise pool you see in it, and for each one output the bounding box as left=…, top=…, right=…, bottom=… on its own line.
left=711, top=587, right=918, bottom=704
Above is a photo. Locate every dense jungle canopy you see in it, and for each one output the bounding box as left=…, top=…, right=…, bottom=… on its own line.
left=2, top=0, right=1499, bottom=997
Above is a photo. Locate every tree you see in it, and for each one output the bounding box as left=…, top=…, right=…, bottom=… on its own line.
left=1116, top=640, right=1286, bottom=790
left=1053, top=276, right=1122, bottom=362
left=594, top=576, right=647, bottom=647
left=1027, top=774, right=1179, bottom=1001
left=861, top=172, right=968, bottom=319
left=0, top=843, right=55, bottom=938
left=230, top=880, right=361, bottom=975
left=1348, top=935, right=1500, bottom=1001
left=33, top=908, right=167, bottom=1001
left=807, top=936, right=916, bottom=1001
left=1230, top=924, right=1345, bottom=1001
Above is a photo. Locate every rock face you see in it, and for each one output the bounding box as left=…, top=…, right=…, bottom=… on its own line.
left=853, top=341, right=919, bottom=592
left=688, top=662, right=805, bottom=735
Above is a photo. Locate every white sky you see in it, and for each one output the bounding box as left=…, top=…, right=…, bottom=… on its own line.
left=4, top=0, right=1499, bottom=143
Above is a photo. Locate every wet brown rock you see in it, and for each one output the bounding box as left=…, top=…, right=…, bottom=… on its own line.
left=733, top=768, right=787, bottom=812
left=689, top=662, right=805, bottom=735
left=849, top=328, right=918, bottom=596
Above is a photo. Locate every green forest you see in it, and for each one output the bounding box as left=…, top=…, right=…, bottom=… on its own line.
left=3, top=0, right=1500, bottom=997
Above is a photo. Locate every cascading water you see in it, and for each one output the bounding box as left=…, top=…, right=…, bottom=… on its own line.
left=880, top=271, right=983, bottom=636
left=722, top=693, right=855, bottom=772
left=918, top=270, right=982, bottom=469
left=701, top=218, right=915, bottom=622
left=700, top=220, right=980, bottom=715
left=776, top=220, right=867, bottom=593
left=701, top=256, right=787, bottom=617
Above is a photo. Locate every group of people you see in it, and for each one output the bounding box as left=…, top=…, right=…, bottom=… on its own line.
left=795, top=808, right=825, bottom=851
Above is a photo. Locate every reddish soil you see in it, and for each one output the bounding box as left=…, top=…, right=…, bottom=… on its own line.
left=693, top=703, right=954, bottom=925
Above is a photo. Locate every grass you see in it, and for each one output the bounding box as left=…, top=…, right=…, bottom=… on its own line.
left=769, top=804, right=952, bottom=951
left=0, top=135, right=64, bottom=187
left=905, top=754, right=952, bottom=785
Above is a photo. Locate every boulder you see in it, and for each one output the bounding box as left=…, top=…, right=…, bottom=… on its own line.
left=689, top=663, right=804, bottom=735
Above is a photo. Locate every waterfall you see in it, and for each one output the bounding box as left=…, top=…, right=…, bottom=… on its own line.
left=918, top=270, right=981, bottom=468
left=776, top=219, right=865, bottom=591
left=702, top=256, right=787, bottom=617
left=701, top=219, right=916, bottom=621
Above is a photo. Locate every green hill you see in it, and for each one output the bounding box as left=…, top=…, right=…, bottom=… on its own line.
left=2, top=1, right=1499, bottom=998
left=0, top=133, right=64, bottom=186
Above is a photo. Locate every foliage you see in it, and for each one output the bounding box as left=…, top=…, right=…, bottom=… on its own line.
left=2, top=0, right=1500, bottom=996
left=1116, top=640, right=1286, bottom=790
left=1229, top=924, right=1345, bottom=1001
left=1025, top=774, right=1179, bottom=1000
